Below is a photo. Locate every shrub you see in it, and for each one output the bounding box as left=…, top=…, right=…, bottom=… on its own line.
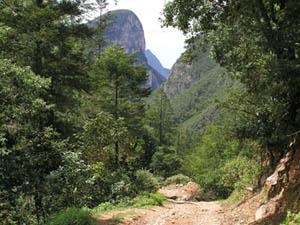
left=221, top=155, right=261, bottom=203
left=46, top=208, right=96, bottom=225
left=131, top=192, right=166, bottom=207
left=89, top=202, right=117, bottom=216
left=165, top=174, right=192, bottom=185
left=182, top=125, right=261, bottom=199
left=110, top=179, right=133, bottom=202
left=90, top=193, right=166, bottom=217
left=222, top=156, right=260, bottom=190
left=135, top=170, right=160, bottom=193
left=150, top=147, right=181, bottom=177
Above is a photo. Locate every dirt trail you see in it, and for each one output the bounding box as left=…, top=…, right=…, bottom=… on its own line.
left=127, top=201, right=223, bottom=225
left=96, top=200, right=224, bottom=225
left=96, top=183, right=227, bottom=225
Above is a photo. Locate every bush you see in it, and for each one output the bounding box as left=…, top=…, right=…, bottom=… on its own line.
left=135, top=170, right=160, bottom=193
left=90, top=192, right=166, bottom=217
left=222, top=156, right=260, bottom=190
left=182, top=125, right=261, bottom=199
left=150, top=147, right=181, bottom=177
left=47, top=208, right=96, bottom=225
left=221, top=155, right=261, bottom=203
left=110, top=173, right=135, bottom=202
left=89, top=202, right=117, bottom=216
left=165, top=174, right=192, bottom=185
left=131, top=192, right=166, bottom=207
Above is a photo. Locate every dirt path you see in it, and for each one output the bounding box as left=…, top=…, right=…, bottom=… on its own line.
left=96, top=200, right=224, bottom=225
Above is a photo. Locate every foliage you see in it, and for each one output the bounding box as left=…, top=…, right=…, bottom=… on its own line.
left=90, top=192, right=166, bottom=216
left=222, top=155, right=261, bottom=203
left=86, top=45, right=150, bottom=166
left=144, top=88, right=176, bottom=146
left=131, top=192, right=166, bottom=207
left=45, top=152, right=106, bottom=211
left=182, top=124, right=261, bottom=198
left=46, top=208, right=96, bottom=225
left=0, top=58, right=65, bottom=224
left=109, top=174, right=135, bottom=203
left=150, top=146, right=181, bottom=177
left=165, top=174, right=192, bottom=185
left=281, top=211, right=300, bottom=225
left=163, top=0, right=300, bottom=153
left=134, top=170, right=160, bottom=193
left=78, top=111, right=129, bottom=165
left=0, top=0, right=96, bottom=135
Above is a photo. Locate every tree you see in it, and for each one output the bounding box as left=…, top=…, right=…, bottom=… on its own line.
left=144, top=88, right=176, bottom=146
left=0, top=0, right=95, bottom=135
left=163, top=0, right=300, bottom=153
left=0, top=58, right=65, bottom=224
left=88, top=45, right=150, bottom=166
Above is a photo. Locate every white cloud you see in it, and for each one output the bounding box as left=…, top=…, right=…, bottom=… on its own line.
left=102, top=0, right=186, bottom=68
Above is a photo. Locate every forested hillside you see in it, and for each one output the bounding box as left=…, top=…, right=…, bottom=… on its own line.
left=164, top=49, right=233, bottom=133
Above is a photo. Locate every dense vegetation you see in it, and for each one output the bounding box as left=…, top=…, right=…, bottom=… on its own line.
left=0, top=0, right=299, bottom=224
left=161, top=0, right=300, bottom=199
left=0, top=0, right=174, bottom=224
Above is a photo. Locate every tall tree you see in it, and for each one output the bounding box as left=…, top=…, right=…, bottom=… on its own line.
left=0, top=0, right=95, bottom=135
left=144, top=88, right=176, bottom=146
left=89, top=45, right=150, bottom=166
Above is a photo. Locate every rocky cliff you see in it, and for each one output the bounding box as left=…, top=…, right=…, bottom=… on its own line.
left=145, top=49, right=170, bottom=78
left=89, top=9, right=166, bottom=89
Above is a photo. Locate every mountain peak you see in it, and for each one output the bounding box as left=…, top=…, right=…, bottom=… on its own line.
left=104, top=9, right=146, bottom=53
left=89, top=9, right=166, bottom=89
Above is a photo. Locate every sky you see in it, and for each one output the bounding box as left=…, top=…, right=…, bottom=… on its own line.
left=101, top=0, right=186, bottom=69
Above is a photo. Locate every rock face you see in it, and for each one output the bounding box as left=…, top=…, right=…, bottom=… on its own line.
left=103, top=10, right=145, bottom=53
left=145, top=49, right=170, bottom=78
left=89, top=9, right=166, bottom=89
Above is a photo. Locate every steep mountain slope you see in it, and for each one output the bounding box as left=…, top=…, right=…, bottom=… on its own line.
left=145, top=49, right=170, bottom=78
left=163, top=49, right=234, bottom=132
left=89, top=9, right=166, bottom=89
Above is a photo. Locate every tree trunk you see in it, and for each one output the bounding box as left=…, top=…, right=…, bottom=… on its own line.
left=159, top=92, right=163, bottom=146
left=114, top=76, right=119, bottom=166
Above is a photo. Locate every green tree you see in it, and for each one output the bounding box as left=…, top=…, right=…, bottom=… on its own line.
left=88, top=45, right=150, bottom=166
left=0, top=59, right=65, bottom=224
left=144, top=88, right=176, bottom=146
left=0, top=0, right=95, bottom=135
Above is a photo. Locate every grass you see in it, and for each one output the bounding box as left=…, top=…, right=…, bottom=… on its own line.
left=281, top=211, right=300, bottom=225
left=90, top=192, right=166, bottom=217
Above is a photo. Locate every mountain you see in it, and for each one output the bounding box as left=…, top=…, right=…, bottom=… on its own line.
left=89, top=9, right=166, bottom=89
left=145, top=50, right=170, bottom=78
left=163, top=49, right=234, bottom=133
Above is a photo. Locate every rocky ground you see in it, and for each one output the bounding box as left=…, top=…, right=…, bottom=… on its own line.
left=96, top=182, right=227, bottom=225
left=96, top=200, right=223, bottom=225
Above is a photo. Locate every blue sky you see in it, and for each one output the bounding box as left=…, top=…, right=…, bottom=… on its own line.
left=103, top=0, right=186, bottom=68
